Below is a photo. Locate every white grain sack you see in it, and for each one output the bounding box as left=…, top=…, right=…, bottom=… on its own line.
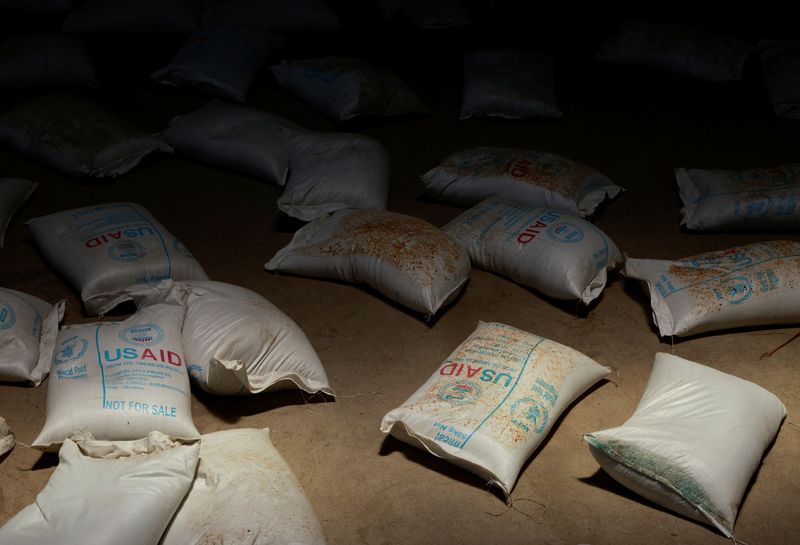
left=0, top=178, right=36, bottom=247
left=0, top=0, right=74, bottom=14
left=421, top=147, right=623, bottom=217
left=61, top=0, right=201, bottom=35
left=27, top=202, right=208, bottom=315
left=596, top=21, right=753, bottom=81
left=151, top=23, right=280, bottom=103
left=0, top=417, right=13, bottom=458
left=0, top=288, right=64, bottom=385
left=378, top=0, right=470, bottom=29
left=0, top=432, right=200, bottom=545
left=162, top=100, right=299, bottom=185
left=381, top=321, right=609, bottom=496
left=584, top=352, right=786, bottom=538
left=271, top=57, right=426, bottom=121
left=161, top=428, right=326, bottom=545
left=676, top=164, right=800, bottom=231
left=32, top=302, right=200, bottom=450
left=132, top=280, right=331, bottom=396
left=278, top=128, right=390, bottom=221
left=460, top=49, right=561, bottom=120
left=623, top=240, right=800, bottom=337
left=0, top=33, right=98, bottom=93
left=207, top=0, right=341, bottom=33
left=761, top=40, right=800, bottom=120
left=442, top=198, right=623, bottom=304
left=265, top=209, right=470, bottom=315
left=0, top=93, right=172, bottom=178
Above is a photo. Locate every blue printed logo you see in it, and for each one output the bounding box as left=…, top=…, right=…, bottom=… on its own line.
left=55, top=336, right=89, bottom=365
left=119, top=324, right=164, bottom=346
left=510, top=397, right=549, bottom=433
left=0, top=300, right=16, bottom=330
left=108, top=241, right=146, bottom=262
left=547, top=222, right=584, bottom=243
left=438, top=381, right=482, bottom=406
left=714, top=275, right=753, bottom=306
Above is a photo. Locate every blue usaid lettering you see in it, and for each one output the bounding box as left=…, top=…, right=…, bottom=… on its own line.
left=103, top=346, right=183, bottom=366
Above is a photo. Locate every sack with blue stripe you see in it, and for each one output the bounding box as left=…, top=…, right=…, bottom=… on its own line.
left=380, top=321, right=609, bottom=496
left=442, top=197, right=623, bottom=305
left=32, top=301, right=199, bottom=451
left=624, top=240, right=800, bottom=337
left=0, top=287, right=64, bottom=385
left=27, top=202, right=208, bottom=315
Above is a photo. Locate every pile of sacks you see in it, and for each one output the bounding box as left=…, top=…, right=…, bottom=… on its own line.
left=380, top=322, right=785, bottom=540
left=0, top=429, right=327, bottom=545
left=0, top=202, right=332, bottom=543
left=1, top=5, right=798, bottom=542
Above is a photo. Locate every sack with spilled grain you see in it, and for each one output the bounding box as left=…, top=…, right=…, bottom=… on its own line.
left=442, top=197, right=623, bottom=304
left=0, top=93, right=171, bottom=178
left=381, top=321, right=610, bottom=496
left=265, top=209, right=470, bottom=315
left=624, top=240, right=800, bottom=337
left=421, top=147, right=622, bottom=217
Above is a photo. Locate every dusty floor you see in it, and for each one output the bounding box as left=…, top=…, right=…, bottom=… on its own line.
left=1, top=9, right=799, bottom=545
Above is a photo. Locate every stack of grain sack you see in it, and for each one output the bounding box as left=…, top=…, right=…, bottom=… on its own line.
left=0, top=202, right=331, bottom=544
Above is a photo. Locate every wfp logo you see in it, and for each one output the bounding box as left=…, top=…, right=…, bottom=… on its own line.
left=119, top=324, right=165, bottom=346
left=510, top=397, right=549, bottom=434
left=714, top=275, right=753, bottom=306
left=55, top=335, right=89, bottom=365
left=0, top=300, right=16, bottom=330
left=108, top=240, right=146, bottom=262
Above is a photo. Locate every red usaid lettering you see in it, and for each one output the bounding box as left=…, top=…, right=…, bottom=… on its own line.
left=84, top=227, right=156, bottom=248
left=516, top=211, right=561, bottom=245
left=510, top=158, right=534, bottom=178
left=516, top=220, right=548, bottom=244
left=86, top=230, right=123, bottom=248
left=141, top=348, right=183, bottom=366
